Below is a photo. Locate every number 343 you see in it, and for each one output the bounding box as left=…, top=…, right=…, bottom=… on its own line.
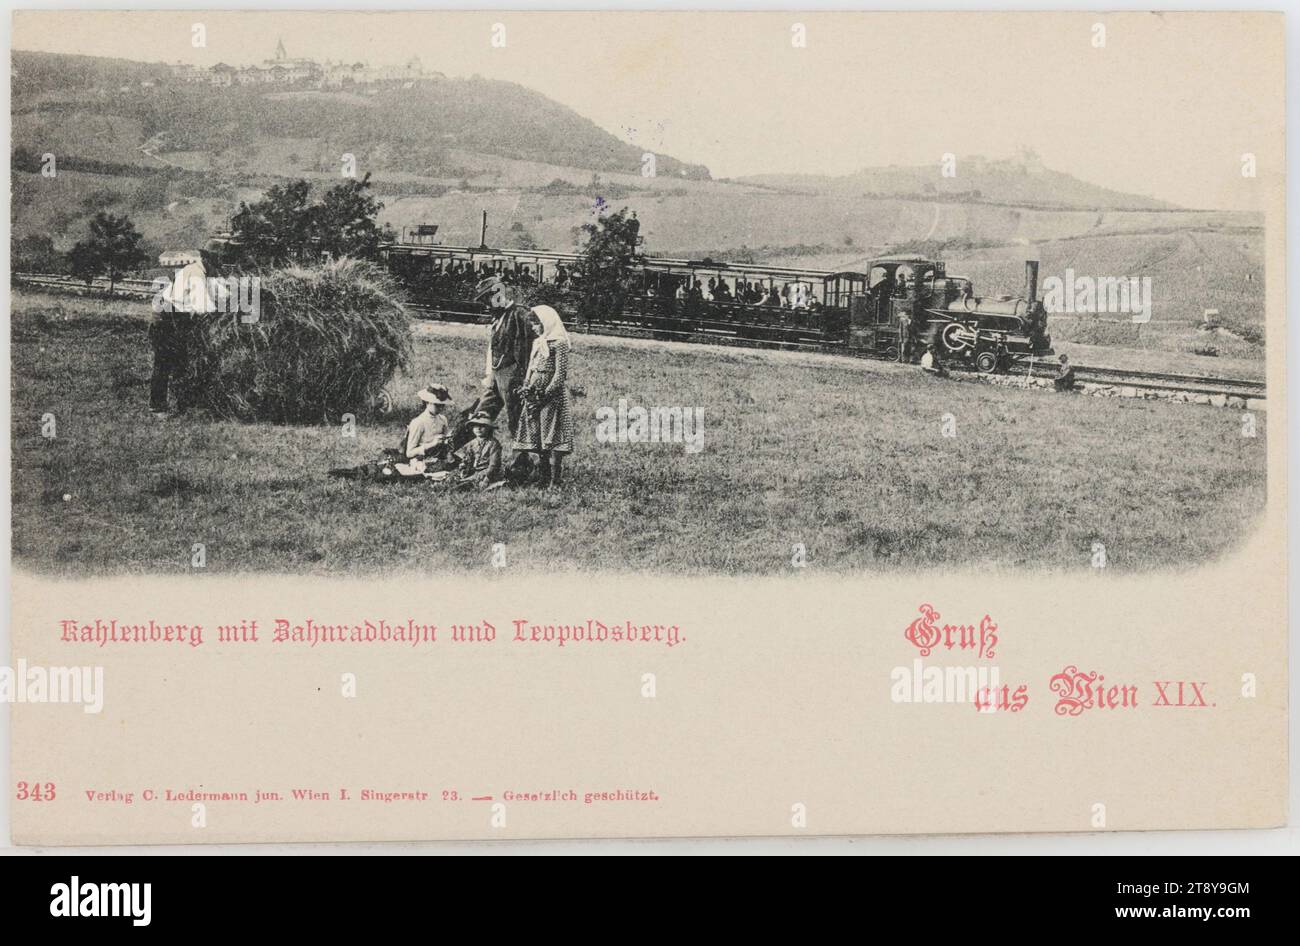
left=16, top=782, right=55, bottom=801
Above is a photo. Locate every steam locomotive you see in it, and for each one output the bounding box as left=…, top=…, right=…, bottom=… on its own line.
left=846, top=256, right=1053, bottom=372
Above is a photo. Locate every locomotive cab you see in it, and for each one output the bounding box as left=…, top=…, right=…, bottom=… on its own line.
left=846, top=256, right=931, bottom=357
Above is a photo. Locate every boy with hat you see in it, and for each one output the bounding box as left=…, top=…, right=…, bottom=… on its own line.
left=405, top=384, right=453, bottom=460
left=454, top=411, right=504, bottom=490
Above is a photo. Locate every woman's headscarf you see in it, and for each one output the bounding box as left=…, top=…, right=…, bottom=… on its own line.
left=526, top=306, right=569, bottom=376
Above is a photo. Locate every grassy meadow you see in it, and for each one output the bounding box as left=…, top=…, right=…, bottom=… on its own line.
left=10, top=289, right=1267, bottom=575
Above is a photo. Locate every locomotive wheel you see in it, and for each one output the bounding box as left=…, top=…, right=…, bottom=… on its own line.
left=974, top=350, right=1000, bottom=373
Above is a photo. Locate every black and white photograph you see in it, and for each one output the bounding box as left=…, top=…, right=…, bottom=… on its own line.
left=8, top=10, right=1274, bottom=575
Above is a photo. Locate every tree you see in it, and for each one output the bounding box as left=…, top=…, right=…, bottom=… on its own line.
left=229, top=175, right=385, bottom=266
left=229, top=179, right=313, bottom=267
left=13, top=234, right=64, bottom=274
left=66, top=212, right=147, bottom=290
left=575, top=207, right=639, bottom=326
left=313, top=173, right=384, bottom=260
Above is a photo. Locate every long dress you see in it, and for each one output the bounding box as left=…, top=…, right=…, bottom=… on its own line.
left=513, top=338, right=574, bottom=454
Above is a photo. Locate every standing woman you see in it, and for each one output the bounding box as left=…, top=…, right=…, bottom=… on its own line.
left=514, top=306, right=574, bottom=487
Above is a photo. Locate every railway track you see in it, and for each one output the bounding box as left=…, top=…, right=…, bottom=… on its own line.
left=1005, top=360, right=1266, bottom=401
left=15, top=272, right=157, bottom=297
left=14, top=272, right=1267, bottom=404
left=407, top=302, right=1268, bottom=404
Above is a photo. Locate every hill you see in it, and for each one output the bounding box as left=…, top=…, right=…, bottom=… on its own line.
left=740, top=150, right=1177, bottom=212
left=10, top=50, right=711, bottom=180
left=10, top=50, right=169, bottom=97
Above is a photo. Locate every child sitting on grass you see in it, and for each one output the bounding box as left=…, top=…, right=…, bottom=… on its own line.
left=454, top=411, right=504, bottom=490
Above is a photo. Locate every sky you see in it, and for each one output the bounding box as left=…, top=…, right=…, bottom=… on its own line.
left=11, top=10, right=1285, bottom=210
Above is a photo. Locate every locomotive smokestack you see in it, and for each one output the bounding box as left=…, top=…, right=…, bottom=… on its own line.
left=1024, top=260, right=1040, bottom=302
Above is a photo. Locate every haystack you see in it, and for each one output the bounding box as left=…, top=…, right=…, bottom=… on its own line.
left=176, top=258, right=411, bottom=423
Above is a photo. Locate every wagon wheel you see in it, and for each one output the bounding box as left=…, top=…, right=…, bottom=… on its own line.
left=374, top=388, right=395, bottom=415
left=974, top=349, right=1000, bottom=374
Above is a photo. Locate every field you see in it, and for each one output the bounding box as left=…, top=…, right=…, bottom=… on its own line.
left=10, top=289, right=1267, bottom=575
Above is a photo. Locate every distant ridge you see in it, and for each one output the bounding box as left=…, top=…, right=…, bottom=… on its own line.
left=10, top=49, right=712, bottom=180
left=739, top=149, right=1176, bottom=212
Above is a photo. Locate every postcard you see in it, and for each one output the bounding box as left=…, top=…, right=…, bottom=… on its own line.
left=6, top=9, right=1286, bottom=843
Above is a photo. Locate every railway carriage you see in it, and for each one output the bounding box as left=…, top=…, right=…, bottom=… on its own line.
left=381, top=232, right=583, bottom=320
left=621, top=257, right=853, bottom=343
